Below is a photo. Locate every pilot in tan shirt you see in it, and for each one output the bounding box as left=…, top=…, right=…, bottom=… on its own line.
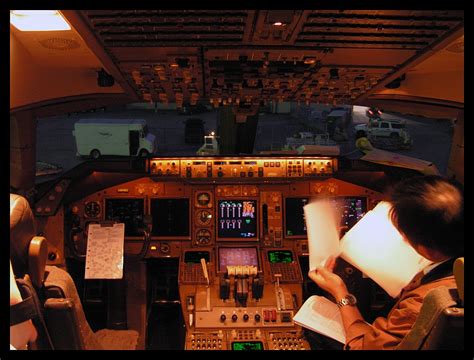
left=309, top=176, right=463, bottom=350
left=344, top=259, right=456, bottom=350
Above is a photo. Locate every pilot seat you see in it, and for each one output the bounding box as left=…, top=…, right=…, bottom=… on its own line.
left=10, top=193, right=139, bottom=350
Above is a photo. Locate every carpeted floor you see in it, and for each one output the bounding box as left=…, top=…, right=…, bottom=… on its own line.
left=95, top=329, right=139, bottom=350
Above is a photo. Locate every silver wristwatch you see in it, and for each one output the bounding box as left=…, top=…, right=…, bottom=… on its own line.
left=336, top=293, right=357, bottom=308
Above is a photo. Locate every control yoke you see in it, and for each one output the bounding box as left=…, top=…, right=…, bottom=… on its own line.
left=132, top=215, right=153, bottom=260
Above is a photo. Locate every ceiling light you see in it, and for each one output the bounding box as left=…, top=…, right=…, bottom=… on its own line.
left=273, top=22, right=283, bottom=26
left=10, top=10, right=71, bottom=31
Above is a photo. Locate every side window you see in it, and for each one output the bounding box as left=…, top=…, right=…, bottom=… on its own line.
left=381, top=122, right=389, bottom=128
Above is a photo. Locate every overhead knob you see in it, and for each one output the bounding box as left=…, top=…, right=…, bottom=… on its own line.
left=254, top=314, right=261, bottom=322
left=220, top=314, right=226, bottom=322
left=243, top=314, right=249, bottom=322
left=231, top=314, right=238, bottom=322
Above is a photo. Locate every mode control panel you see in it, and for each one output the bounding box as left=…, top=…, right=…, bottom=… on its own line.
left=149, top=157, right=337, bottom=179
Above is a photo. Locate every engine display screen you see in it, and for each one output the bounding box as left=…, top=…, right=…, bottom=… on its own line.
left=150, top=198, right=190, bottom=237
left=285, top=197, right=367, bottom=237
left=217, top=200, right=257, bottom=239
left=184, top=251, right=210, bottom=264
left=231, top=341, right=264, bottom=350
left=218, top=247, right=259, bottom=272
left=268, top=250, right=293, bottom=264
left=105, top=198, right=144, bottom=237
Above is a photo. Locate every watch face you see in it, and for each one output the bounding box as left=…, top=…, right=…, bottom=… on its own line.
left=340, top=294, right=357, bottom=307
left=345, top=294, right=357, bottom=305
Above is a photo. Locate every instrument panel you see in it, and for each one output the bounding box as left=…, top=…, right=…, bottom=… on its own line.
left=68, top=159, right=383, bottom=258
left=62, top=156, right=386, bottom=351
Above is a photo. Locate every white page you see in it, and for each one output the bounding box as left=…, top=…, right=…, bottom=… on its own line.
left=340, top=202, right=432, bottom=298
left=304, top=200, right=341, bottom=271
left=293, top=295, right=346, bottom=344
left=85, top=223, right=125, bottom=279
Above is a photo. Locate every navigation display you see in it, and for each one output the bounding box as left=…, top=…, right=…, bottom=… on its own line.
left=218, top=247, right=259, bottom=272
left=217, top=200, right=257, bottom=239
left=285, top=198, right=310, bottom=236
left=105, top=198, right=144, bottom=237
left=285, top=197, right=367, bottom=237
left=151, top=198, right=190, bottom=237
left=338, top=197, right=367, bottom=230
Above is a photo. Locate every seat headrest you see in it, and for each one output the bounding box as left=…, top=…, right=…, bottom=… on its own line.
left=10, top=194, right=37, bottom=277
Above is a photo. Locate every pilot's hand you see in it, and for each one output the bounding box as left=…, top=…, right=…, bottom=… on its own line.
left=308, top=256, right=348, bottom=300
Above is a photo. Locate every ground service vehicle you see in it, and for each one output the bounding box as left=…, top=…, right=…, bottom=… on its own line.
left=10, top=9, right=464, bottom=351
left=73, top=119, right=156, bottom=158
left=355, top=119, right=412, bottom=149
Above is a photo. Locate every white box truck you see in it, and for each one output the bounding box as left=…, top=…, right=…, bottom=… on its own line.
left=72, top=119, right=156, bottom=158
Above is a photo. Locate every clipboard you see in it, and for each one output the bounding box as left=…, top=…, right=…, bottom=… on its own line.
left=85, top=222, right=125, bottom=279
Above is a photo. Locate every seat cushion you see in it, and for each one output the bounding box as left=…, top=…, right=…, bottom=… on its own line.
left=44, top=265, right=103, bottom=350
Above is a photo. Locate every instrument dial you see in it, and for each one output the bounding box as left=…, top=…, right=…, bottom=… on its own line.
left=84, top=201, right=101, bottom=218
left=196, top=210, right=213, bottom=226
left=195, top=229, right=212, bottom=246
left=196, top=192, right=211, bottom=207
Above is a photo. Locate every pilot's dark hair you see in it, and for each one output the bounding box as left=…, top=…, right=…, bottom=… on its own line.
left=387, top=175, right=464, bottom=258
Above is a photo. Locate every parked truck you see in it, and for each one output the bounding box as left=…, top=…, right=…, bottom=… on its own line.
left=355, top=118, right=412, bottom=149
left=73, top=119, right=156, bottom=158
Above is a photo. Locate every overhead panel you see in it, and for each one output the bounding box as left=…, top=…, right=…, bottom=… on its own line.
left=78, top=10, right=464, bottom=107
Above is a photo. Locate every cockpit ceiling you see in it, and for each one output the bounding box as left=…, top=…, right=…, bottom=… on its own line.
left=77, top=10, right=464, bottom=107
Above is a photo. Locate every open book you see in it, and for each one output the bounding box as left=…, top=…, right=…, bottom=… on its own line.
left=304, top=200, right=432, bottom=298
left=293, top=295, right=346, bottom=344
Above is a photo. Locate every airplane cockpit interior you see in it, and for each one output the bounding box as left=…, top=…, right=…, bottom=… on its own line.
left=9, top=9, right=464, bottom=351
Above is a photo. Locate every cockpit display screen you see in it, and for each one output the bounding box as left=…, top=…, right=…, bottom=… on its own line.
left=150, top=198, right=190, bottom=237
left=285, top=198, right=310, bottom=236
left=268, top=250, right=293, bottom=263
left=285, top=197, right=367, bottom=237
left=105, top=198, right=144, bottom=236
left=231, top=341, right=264, bottom=350
left=339, top=197, right=367, bottom=230
left=217, top=200, right=257, bottom=239
left=218, top=247, right=259, bottom=272
left=184, top=251, right=210, bottom=264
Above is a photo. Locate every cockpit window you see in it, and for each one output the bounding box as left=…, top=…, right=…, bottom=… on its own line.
left=36, top=105, right=454, bottom=183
